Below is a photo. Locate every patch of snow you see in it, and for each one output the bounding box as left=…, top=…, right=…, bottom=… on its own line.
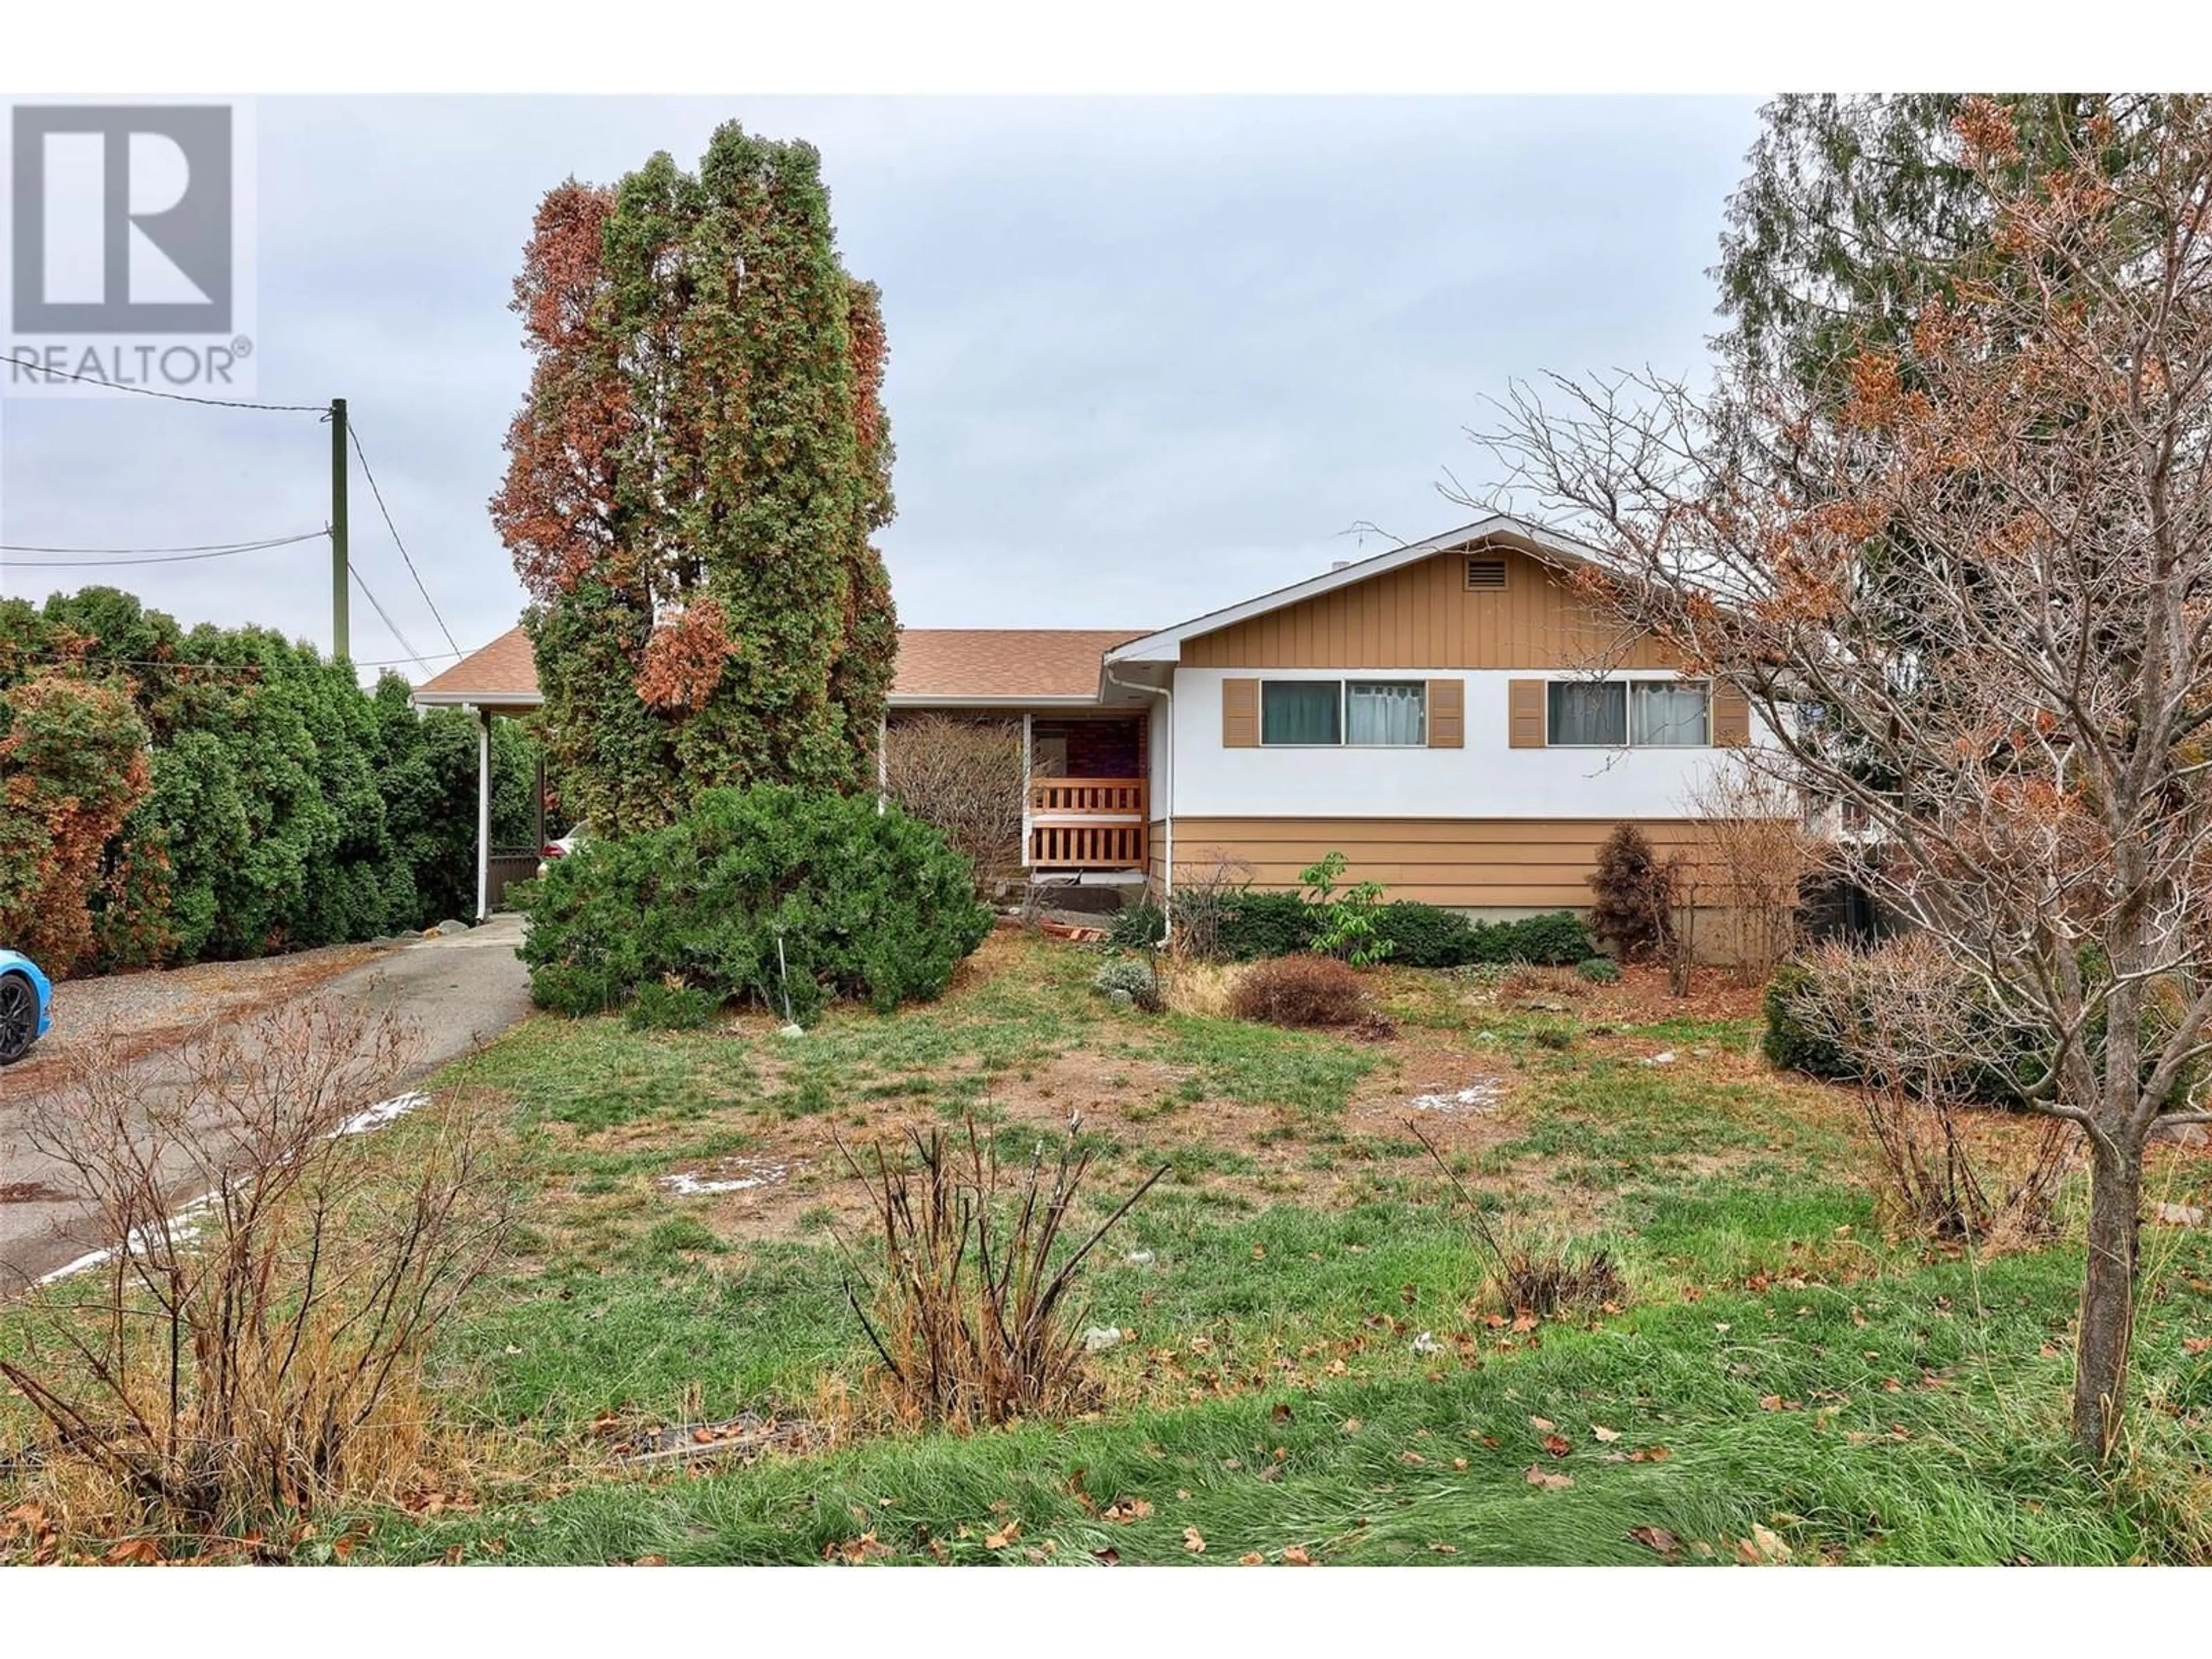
left=1123, top=1249, right=1156, bottom=1267
left=1408, top=1078, right=1505, bottom=1115
left=36, top=1194, right=216, bottom=1286
left=660, top=1160, right=790, bottom=1198
left=336, top=1090, right=430, bottom=1137
left=1639, top=1051, right=1679, bottom=1067
left=1411, top=1331, right=1443, bottom=1355
left=1082, top=1326, right=1124, bottom=1353
left=2152, top=1202, right=2205, bottom=1228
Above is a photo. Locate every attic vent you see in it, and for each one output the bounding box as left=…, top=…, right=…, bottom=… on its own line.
left=1464, top=556, right=1508, bottom=592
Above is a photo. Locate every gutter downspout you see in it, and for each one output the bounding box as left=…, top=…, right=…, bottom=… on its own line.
left=1103, top=661, right=1171, bottom=945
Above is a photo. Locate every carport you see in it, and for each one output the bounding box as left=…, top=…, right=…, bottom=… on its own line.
left=409, top=628, right=546, bottom=921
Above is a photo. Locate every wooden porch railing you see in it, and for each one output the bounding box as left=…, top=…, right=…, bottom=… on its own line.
left=1028, top=777, right=1148, bottom=870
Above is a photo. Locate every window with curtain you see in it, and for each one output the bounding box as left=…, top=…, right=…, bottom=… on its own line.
left=1346, top=681, right=1426, bottom=745
left=1630, top=680, right=1711, bottom=746
left=1546, top=680, right=1626, bottom=746
left=1260, top=680, right=1342, bottom=745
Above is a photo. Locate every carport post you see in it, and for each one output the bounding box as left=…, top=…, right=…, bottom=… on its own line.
left=475, top=704, right=491, bottom=922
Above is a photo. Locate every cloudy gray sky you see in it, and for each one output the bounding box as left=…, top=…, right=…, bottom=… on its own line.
left=0, top=96, right=1760, bottom=674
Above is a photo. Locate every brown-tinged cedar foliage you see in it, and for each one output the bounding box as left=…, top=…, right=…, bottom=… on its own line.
left=1476, top=95, right=2212, bottom=1460
left=491, top=126, right=899, bottom=833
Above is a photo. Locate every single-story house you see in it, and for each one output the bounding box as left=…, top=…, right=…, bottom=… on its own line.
left=413, top=513, right=1762, bottom=922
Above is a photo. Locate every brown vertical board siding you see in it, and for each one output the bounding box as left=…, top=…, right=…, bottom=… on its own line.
left=1712, top=682, right=1751, bottom=747
left=1165, top=817, right=1712, bottom=908
left=1427, top=678, right=1464, bottom=747
left=1508, top=679, right=1545, bottom=748
left=1221, top=678, right=1260, bottom=747
left=1180, top=544, right=1675, bottom=670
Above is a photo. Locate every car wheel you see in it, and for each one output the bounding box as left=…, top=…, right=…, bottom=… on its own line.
left=0, top=972, right=36, bottom=1066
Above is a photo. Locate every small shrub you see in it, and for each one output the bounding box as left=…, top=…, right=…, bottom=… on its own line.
left=1300, top=850, right=1393, bottom=965
left=1217, top=890, right=1316, bottom=960
left=1408, top=1119, right=1622, bottom=1319
left=1378, top=901, right=1476, bottom=968
left=1229, top=955, right=1368, bottom=1028
left=1762, top=961, right=1857, bottom=1080
left=1462, top=910, right=1597, bottom=967
left=1587, top=824, right=1679, bottom=964
left=1157, top=957, right=1237, bottom=1020
left=1107, top=902, right=1166, bottom=950
left=1576, top=956, right=1621, bottom=984
left=881, top=713, right=1025, bottom=887
left=834, top=1119, right=1167, bottom=1427
left=626, top=979, right=715, bottom=1031
left=1166, top=853, right=1253, bottom=963
left=518, top=784, right=992, bottom=1026
left=1093, top=955, right=1162, bottom=1012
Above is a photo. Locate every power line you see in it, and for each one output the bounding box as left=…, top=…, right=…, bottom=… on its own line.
left=344, top=422, right=461, bottom=656
left=0, top=531, right=327, bottom=567
left=0, top=354, right=327, bottom=413
left=346, top=563, right=433, bottom=675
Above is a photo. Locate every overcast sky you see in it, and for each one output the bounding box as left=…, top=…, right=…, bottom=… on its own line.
left=0, top=96, right=1761, bottom=675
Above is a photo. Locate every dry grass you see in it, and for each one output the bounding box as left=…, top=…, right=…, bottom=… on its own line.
left=1157, top=957, right=1240, bottom=1020
left=832, top=1117, right=1167, bottom=1428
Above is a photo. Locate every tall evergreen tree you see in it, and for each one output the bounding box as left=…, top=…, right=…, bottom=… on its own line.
left=491, top=123, right=899, bottom=831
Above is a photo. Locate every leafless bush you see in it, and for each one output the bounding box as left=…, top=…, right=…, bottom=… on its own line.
left=0, top=1003, right=514, bottom=1544
left=1168, top=851, right=1255, bottom=963
left=1681, top=757, right=1836, bottom=982
left=1229, top=955, right=1368, bottom=1028
left=1407, top=1120, right=1624, bottom=1320
left=883, top=714, right=1026, bottom=885
left=835, top=1118, right=1166, bottom=1427
left=1791, top=938, right=2077, bottom=1245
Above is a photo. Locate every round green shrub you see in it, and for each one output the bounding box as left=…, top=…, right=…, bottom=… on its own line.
left=1377, top=901, right=1476, bottom=968
left=1575, top=956, right=1621, bottom=984
left=519, top=785, right=992, bottom=1026
left=1092, top=955, right=1160, bottom=1011
left=1217, top=891, right=1317, bottom=959
left=1107, top=902, right=1166, bottom=949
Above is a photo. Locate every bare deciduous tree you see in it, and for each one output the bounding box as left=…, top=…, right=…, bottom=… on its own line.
left=1, top=1005, right=513, bottom=1542
left=882, top=714, right=1026, bottom=887
left=1473, top=96, right=2212, bottom=1459
left=1680, top=753, right=1838, bottom=980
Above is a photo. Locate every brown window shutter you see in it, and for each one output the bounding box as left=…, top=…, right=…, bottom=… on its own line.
left=1426, top=678, right=1464, bottom=747
left=1711, top=681, right=1751, bottom=747
left=1222, top=678, right=1259, bottom=747
left=1508, top=679, right=1545, bottom=748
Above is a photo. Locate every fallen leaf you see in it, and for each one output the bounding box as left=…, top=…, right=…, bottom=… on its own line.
left=1400, top=1450, right=1426, bottom=1466
left=1238, top=1551, right=1265, bottom=1565
left=1428, top=1542, right=1458, bottom=1554
left=1183, top=1526, right=1206, bottom=1554
left=1524, top=1465, right=1574, bottom=1490
left=1339, top=1417, right=1362, bottom=1435
left=1529, top=1416, right=1556, bottom=1432
left=1737, top=1524, right=1793, bottom=1565
left=634, top=1554, right=669, bottom=1566
left=1452, top=1457, right=1469, bottom=1471
left=103, top=1536, right=161, bottom=1566
left=1541, top=1434, right=1572, bottom=1458
left=2183, top=1337, right=2210, bottom=1356
left=1102, top=1498, right=1152, bottom=1524
left=1281, top=1545, right=1313, bottom=1565
left=1627, top=1525, right=1680, bottom=1556
left=1592, top=1424, right=1622, bottom=1443
left=983, top=1521, right=1022, bottom=1550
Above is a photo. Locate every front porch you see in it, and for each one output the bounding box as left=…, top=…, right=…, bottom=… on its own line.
left=1022, top=713, right=1149, bottom=875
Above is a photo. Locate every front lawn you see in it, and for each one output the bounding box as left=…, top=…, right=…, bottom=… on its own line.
left=6, top=932, right=2210, bottom=1564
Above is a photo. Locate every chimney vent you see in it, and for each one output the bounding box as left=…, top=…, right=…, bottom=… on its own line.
left=1330, top=560, right=1350, bottom=571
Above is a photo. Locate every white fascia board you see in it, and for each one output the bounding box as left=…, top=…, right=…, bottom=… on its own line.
left=411, top=691, right=543, bottom=710
left=1105, top=514, right=1607, bottom=666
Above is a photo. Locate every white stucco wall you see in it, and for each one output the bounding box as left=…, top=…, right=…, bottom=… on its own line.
left=1169, top=666, right=1759, bottom=820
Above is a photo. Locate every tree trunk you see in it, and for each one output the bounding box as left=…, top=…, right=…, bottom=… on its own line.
left=2071, top=1132, right=2142, bottom=1461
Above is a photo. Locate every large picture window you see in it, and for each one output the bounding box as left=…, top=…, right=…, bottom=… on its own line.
left=1259, top=680, right=1427, bottom=747
left=1546, top=679, right=1710, bottom=747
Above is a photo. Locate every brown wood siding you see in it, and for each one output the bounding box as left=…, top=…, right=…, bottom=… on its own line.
left=1165, top=817, right=1706, bottom=910
left=1180, top=546, right=1677, bottom=671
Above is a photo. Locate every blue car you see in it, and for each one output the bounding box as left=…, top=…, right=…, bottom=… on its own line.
left=0, top=949, right=53, bottom=1066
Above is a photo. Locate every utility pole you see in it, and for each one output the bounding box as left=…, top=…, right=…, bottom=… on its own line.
left=329, top=396, right=350, bottom=661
